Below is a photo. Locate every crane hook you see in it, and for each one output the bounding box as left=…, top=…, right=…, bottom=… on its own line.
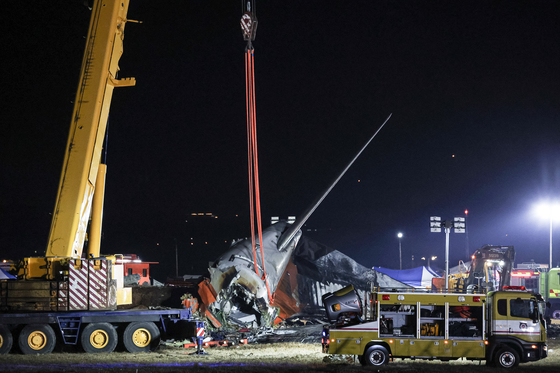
left=241, top=0, right=258, bottom=43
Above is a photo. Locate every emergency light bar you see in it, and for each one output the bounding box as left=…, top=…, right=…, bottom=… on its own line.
left=503, top=286, right=527, bottom=291
left=511, top=272, right=538, bottom=277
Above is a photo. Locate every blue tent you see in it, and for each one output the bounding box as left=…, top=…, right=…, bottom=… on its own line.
left=0, top=268, right=16, bottom=280
left=372, top=266, right=440, bottom=288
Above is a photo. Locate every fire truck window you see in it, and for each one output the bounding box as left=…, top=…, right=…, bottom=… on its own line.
left=143, top=268, right=147, bottom=277
left=510, top=298, right=531, bottom=318
left=449, top=306, right=482, bottom=338
left=128, top=268, right=133, bottom=276
left=420, top=305, right=444, bottom=338
left=379, top=304, right=416, bottom=337
left=497, top=299, right=507, bottom=316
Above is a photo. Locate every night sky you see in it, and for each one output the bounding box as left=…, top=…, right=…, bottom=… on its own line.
left=2, top=1, right=560, bottom=282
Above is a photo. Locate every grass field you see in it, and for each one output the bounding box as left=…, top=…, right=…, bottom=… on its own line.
left=0, top=337, right=558, bottom=372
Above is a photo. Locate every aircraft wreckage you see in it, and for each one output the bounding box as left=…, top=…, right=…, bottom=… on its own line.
left=196, top=114, right=411, bottom=329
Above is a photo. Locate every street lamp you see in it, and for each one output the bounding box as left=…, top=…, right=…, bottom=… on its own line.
left=534, top=202, right=560, bottom=269
left=397, top=232, right=403, bottom=270
left=421, top=256, right=437, bottom=268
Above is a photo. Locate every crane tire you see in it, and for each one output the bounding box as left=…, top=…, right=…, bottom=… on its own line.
left=0, top=324, right=13, bottom=354
left=18, top=324, right=56, bottom=355
left=122, top=322, right=160, bottom=353
left=81, top=323, right=118, bottom=353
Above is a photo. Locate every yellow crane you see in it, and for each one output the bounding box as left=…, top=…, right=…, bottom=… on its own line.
left=20, top=0, right=135, bottom=281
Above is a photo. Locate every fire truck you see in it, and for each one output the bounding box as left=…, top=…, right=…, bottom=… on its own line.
left=322, top=285, right=548, bottom=368
left=511, top=263, right=560, bottom=321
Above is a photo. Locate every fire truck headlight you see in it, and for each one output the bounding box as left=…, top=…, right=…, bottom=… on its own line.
left=458, top=296, right=466, bottom=302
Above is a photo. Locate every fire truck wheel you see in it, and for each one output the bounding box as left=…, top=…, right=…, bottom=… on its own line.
left=552, top=309, right=560, bottom=319
left=494, top=347, right=519, bottom=368
left=18, top=324, right=56, bottom=355
left=0, top=324, right=13, bottom=354
left=363, top=345, right=389, bottom=366
left=81, top=323, right=118, bottom=353
left=123, top=322, right=160, bottom=353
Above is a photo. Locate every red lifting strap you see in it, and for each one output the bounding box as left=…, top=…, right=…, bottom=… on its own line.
left=245, top=46, right=272, bottom=302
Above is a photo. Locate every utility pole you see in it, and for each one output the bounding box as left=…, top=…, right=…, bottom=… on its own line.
left=464, top=209, right=470, bottom=259
left=174, top=238, right=179, bottom=278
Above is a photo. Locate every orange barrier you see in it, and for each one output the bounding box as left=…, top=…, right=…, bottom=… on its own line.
left=184, top=339, right=248, bottom=349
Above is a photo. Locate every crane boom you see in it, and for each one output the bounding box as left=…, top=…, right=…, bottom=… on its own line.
left=46, top=0, right=135, bottom=259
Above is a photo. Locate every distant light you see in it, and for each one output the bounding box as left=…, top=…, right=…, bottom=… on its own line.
left=452, top=155, right=455, bottom=157
left=156, top=243, right=159, bottom=246
left=533, top=201, right=560, bottom=221
left=465, top=209, right=468, bottom=215
left=358, top=179, right=361, bottom=182
left=397, top=232, right=403, bottom=238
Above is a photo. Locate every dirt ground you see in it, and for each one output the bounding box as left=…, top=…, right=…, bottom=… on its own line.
left=1, top=337, right=559, bottom=373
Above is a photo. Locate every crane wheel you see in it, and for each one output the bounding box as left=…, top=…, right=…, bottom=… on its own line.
left=18, top=324, right=56, bottom=355
left=0, top=325, right=13, bottom=354
left=123, top=322, right=160, bottom=353
left=81, top=323, right=118, bottom=353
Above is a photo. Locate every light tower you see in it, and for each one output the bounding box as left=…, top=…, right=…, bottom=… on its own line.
left=397, top=232, right=403, bottom=270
